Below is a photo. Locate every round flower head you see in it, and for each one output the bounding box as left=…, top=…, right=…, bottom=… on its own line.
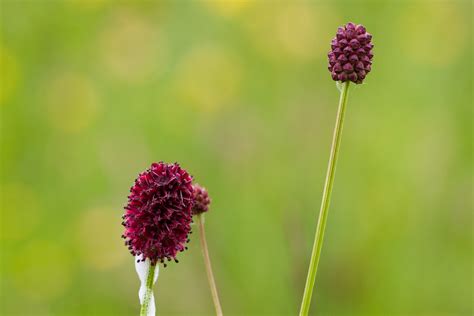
left=122, top=162, right=194, bottom=265
left=328, top=22, right=373, bottom=84
left=191, top=184, right=211, bottom=215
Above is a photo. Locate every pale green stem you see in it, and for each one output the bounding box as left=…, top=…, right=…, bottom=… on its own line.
left=140, top=263, right=156, bottom=316
left=299, top=81, right=350, bottom=316
left=197, top=214, right=223, bottom=316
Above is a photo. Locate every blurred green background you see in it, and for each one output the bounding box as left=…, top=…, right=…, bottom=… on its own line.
left=1, top=0, right=472, bottom=315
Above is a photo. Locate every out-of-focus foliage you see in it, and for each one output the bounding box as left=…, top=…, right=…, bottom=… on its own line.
left=0, top=1, right=472, bottom=315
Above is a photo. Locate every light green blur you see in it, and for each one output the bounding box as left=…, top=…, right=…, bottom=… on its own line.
left=0, top=1, right=472, bottom=315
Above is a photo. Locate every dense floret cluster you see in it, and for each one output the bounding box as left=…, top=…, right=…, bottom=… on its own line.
left=122, top=162, right=194, bottom=265
left=192, top=184, right=211, bottom=215
left=328, top=22, right=374, bottom=84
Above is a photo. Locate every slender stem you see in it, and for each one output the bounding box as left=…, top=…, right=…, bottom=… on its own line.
left=299, top=81, right=350, bottom=316
left=197, top=214, right=223, bottom=316
left=140, top=263, right=156, bottom=316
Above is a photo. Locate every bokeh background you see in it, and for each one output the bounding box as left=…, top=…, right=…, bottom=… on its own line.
left=1, top=0, right=472, bottom=315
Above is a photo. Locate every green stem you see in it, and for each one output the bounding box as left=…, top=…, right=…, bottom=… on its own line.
left=299, top=81, right=350, bottom=316
left=140, top=262, right=156, bottom=316
left=197, top=214, right=223, bottom=316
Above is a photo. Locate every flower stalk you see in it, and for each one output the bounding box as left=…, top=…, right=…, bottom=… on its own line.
left=197, top=214, right=223, bottom=316
left=140, top=263, right=156, bottom=316
left=135, top=257, right=159, bottom=316
left=299, top=81, right=350, bottom=315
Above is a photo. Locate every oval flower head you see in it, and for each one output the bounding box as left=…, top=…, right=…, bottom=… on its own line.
left=122, top=162, right=194, bottom=265
left=328, top=22, right=374, bottom=84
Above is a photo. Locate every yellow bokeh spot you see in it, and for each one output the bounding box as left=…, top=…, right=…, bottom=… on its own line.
left=99, top=9, right=166, bottom=83
left=201, top=0, right=254, bottom=17
left=174, top=45, right=242, bottom=112
left=66, top=0, right=109, bottom=10
left=274, top=5, right=320, bottom=61
left=98, top=133, right=151, bottom=185
left=0, top=183, right=39, bottom=241
left=11, top=241, right=71, bottom=301
left=399, top=3, right=468, bottom=65
left=0, top=47, right=21, bottom=105
left=75, top=207, right=127, bottom=270
left=44, top=72, right=99, bottom=133
left=244, top=4, right=337, bottom=62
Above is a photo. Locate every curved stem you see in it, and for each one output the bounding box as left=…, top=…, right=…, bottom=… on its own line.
left=140, top=263, right=156, bottom=316
left=299, top=81, right=350, bottom=315
left=197, top=214, right=223, bottom=316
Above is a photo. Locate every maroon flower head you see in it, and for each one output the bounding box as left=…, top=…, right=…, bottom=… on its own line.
left=192, top=184, right=211, bottom=215
left=122, top=162, right=194, bottom=265
left=328, top=22, right=373, bottom=84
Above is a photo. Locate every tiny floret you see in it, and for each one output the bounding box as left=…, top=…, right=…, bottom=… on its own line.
left=191, top=184, right=211, bottom=215
left=122, top=162, right=194, bottom=265
left=328, top=22, right=373, bottom=84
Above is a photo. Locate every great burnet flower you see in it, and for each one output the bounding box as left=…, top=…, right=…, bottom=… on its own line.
left=191, top=184, right=211, bottom=215
left=192, top=183, right=222, bottom=315
left=122, top=162, right=194, bottom=265
left=328, top=22, right=373, bottom=84
left=300, top=22, right=375, bottom=316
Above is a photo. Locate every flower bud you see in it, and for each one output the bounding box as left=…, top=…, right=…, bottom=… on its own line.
left=191, top=184, right=211, bottom=215
left=328, top=23, right=373, bottom=84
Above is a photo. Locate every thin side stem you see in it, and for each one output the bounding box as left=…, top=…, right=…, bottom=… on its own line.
left=197, top=214, right=223, bottom=316
left=299, top=81, right=350, bottom=316
left=140, top=262, right=156, bottom=316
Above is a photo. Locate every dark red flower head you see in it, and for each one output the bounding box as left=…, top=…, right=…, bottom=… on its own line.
left=328, top=22, right=373, bottom=84
left=122, top=162, right=194, bottom=265
left=191, top=184, right=211, bottom=215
